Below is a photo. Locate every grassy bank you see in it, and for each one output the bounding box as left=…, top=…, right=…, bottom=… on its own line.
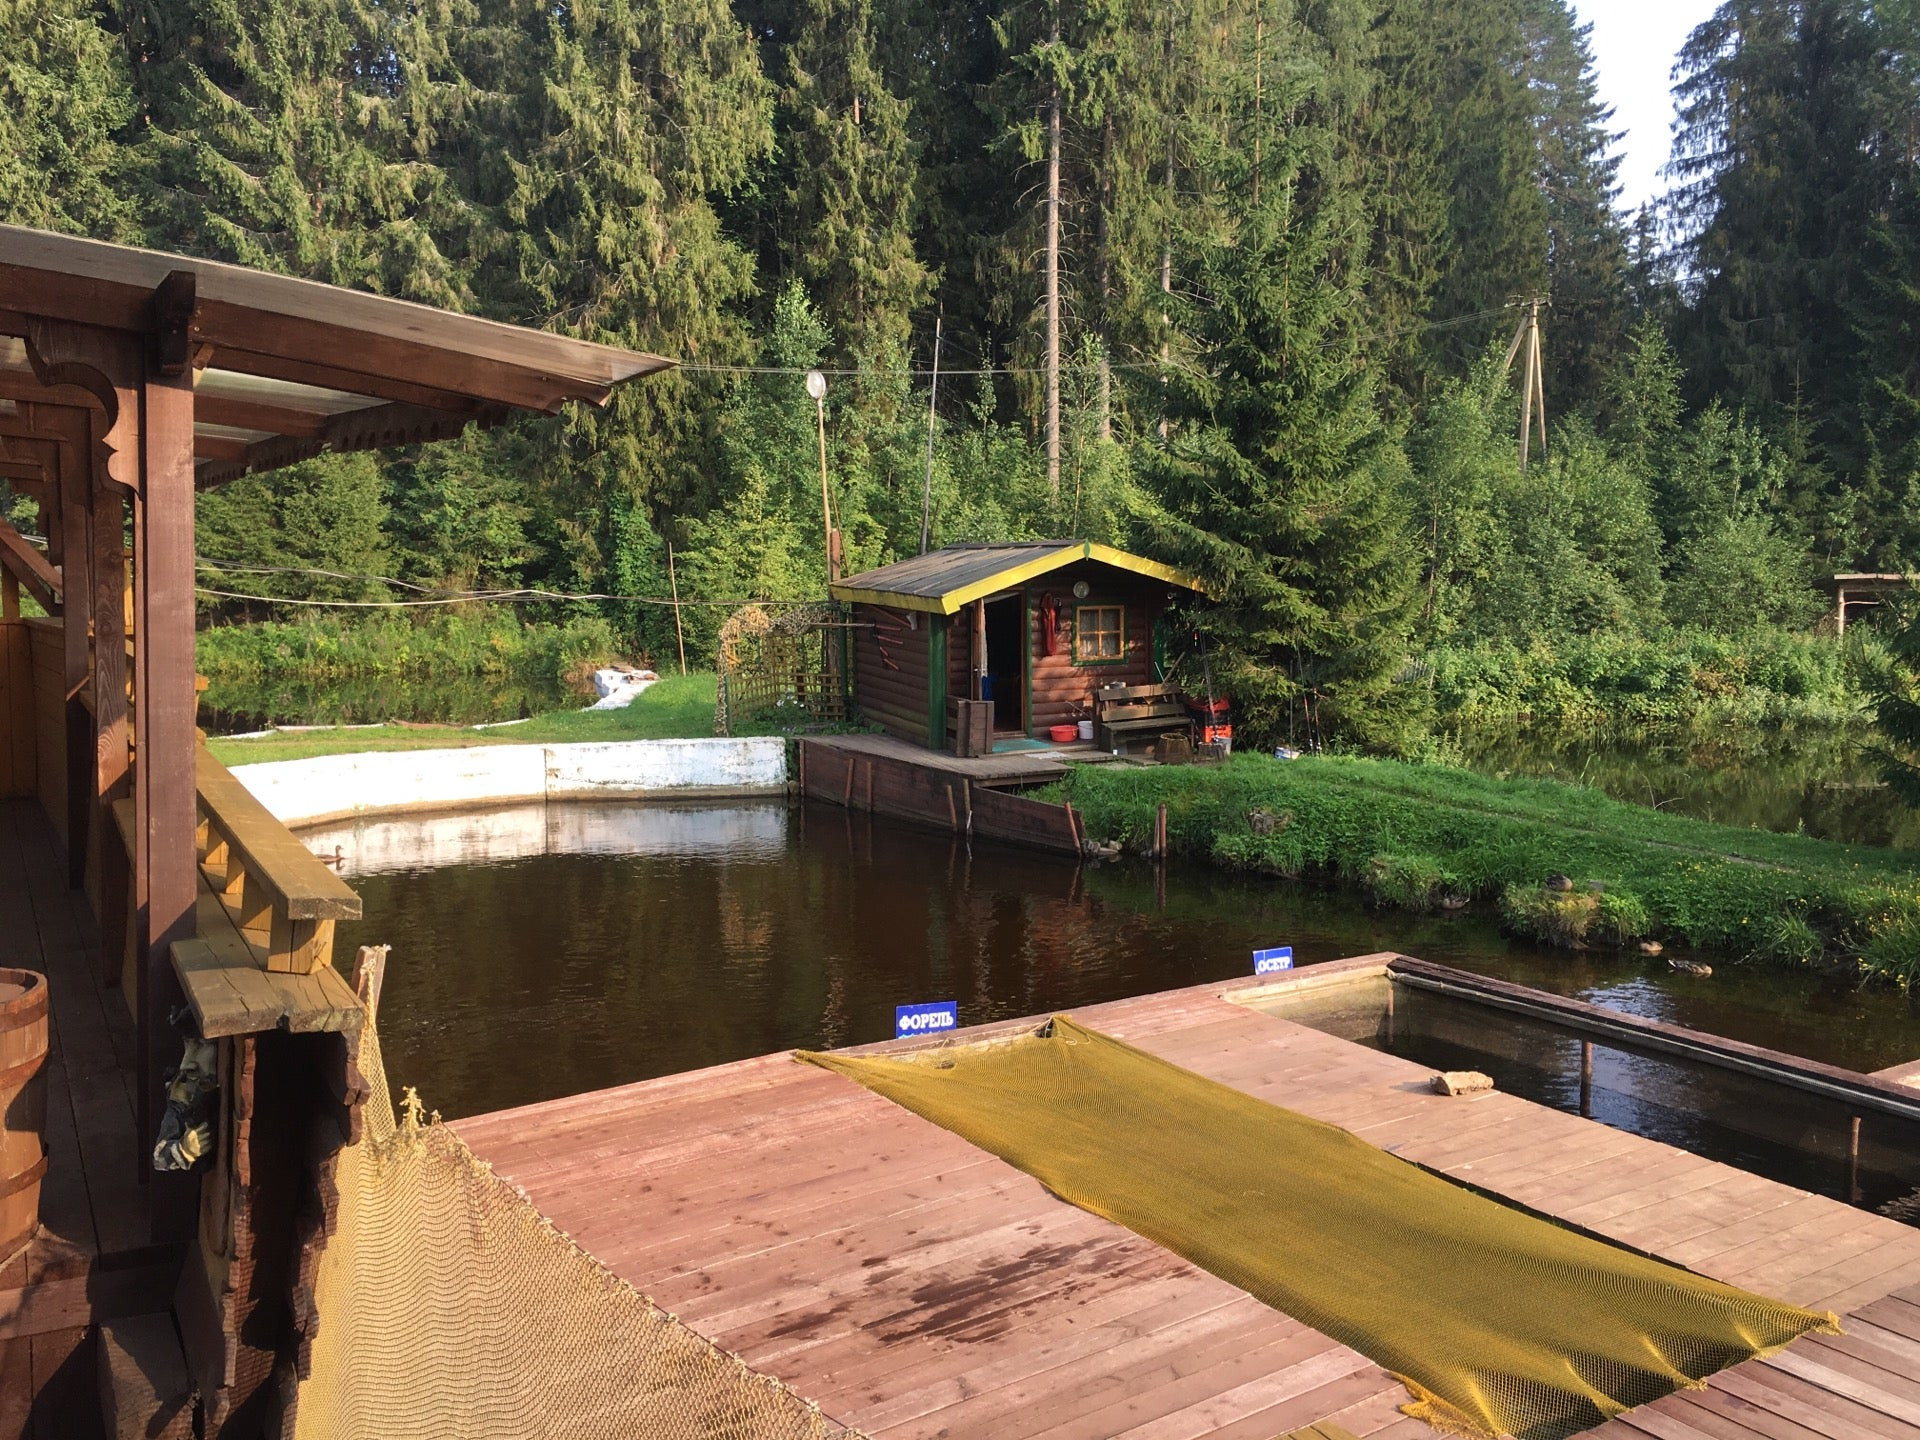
left=1055, top=755, right=1920, bottom=987
left=205, top=673, right=721, bottom=765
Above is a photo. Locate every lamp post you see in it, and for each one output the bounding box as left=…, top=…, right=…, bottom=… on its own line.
left=807, top=369, right=838, bottom=583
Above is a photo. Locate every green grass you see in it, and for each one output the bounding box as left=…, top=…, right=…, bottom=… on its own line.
left=1053, top=754, right=1920, bottom=985
left=205, top=672, right=724, bottom=765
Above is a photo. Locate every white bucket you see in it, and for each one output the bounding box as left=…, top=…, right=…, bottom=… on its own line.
left=1077, top=720, right=1094, bottom=741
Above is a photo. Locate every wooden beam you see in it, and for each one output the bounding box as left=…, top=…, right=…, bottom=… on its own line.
left=189, top=392, right=327, bottom=438
left=203, top=346, right=503, bottom=417
left=0, top=514, right=58, bottom=612
left=191, top=433, right=250, bottom=463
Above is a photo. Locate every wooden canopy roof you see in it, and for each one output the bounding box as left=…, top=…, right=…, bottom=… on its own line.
left=0, top=224, right=674, bottom=489
left=831, top=541, right=1202, bottom=616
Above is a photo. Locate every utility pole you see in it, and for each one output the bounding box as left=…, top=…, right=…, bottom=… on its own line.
left=921, top=314, right=942, bottom=555
left=1503, top=298, right=1549, bottom=473
left=807, top=369, right=839, bottom=582
left=1045, top=3, right=1063, bottom=499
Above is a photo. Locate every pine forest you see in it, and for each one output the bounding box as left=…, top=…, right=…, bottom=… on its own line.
left=7, top=0, right=1920, bottom=749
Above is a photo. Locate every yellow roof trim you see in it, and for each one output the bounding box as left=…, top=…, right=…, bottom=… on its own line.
left=831, top=543, right=1203, bottom=615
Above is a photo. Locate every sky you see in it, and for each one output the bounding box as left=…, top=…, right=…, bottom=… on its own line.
left=1573, top=0, right=1723, bottom=216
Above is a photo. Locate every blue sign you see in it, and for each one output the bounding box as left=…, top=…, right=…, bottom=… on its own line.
left=1253, top=946, right=1294, bottom=976
left=895, top=1000, right=959, bottom=1038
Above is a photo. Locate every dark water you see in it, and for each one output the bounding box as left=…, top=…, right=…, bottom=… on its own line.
left=1456, top=724, right=1920, bottom=849
left=325, top=800, right=1920, bottom=1125
left=1256, top=980, right=1920, bottom=1222
left=201, top=670, right=574, bottom=732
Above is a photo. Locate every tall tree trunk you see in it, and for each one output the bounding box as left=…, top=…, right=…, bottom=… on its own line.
left=1046, top=9, right=1063, bottom=498
left=1098, top=111, right=1114, bottom=442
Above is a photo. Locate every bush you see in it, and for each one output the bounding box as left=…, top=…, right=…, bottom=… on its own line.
left=1500, top=883, right=1600, bottom=946
left=1362, top=853, right=1454, bottom=912
left=1419, top=628, right=1880, bottom=729
left=196, top=613, right=620, bottom=682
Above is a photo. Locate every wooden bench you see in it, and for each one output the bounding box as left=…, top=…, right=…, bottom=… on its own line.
left=1093, top=681, right=1189, bottom=752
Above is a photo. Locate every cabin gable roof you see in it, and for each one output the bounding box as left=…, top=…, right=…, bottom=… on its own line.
left=831, top=541, right=1203, bottom=615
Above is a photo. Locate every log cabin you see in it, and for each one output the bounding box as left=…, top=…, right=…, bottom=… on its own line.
left=831, top=541, right=1204, bottom=750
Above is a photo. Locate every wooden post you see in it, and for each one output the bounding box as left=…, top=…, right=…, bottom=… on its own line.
left=91, top=453, right=129, bottom=936
left=1580, top=1040, right=1594, bottom=1118
left=139, top=285, right=200, bottom=1238
left=666, top=539, right=687, bottom=675
left=57, top=422, right=93, bottom=887
left=1, top=568, right=16, bottom=619
left=1848, top=1114, right=1862, bottom=1202
left=972, top=598, right=987, bottom=703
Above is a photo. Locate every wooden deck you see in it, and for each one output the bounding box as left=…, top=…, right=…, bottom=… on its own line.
left=455, top=961, right=1920, bottom=1440
left=0, top=798, right=181, bottom=1439
left=805, top=730, right=1096, bottom=785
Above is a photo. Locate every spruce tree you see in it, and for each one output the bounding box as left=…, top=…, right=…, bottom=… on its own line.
left=1670, top=0, right=1889, bottom=468
left=0, top=0, right=141, bottom=239
left=1137, top=4, right=1417, bottom=748
left=443, top=0, right=774, bottom=558
left=1523, top=0, right=1631, bottom=414
left=122, top=0, right=465, bottom=300
left=772, top=0, right=929, bottom=362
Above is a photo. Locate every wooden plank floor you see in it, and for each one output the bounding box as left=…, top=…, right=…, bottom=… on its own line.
left=454, top=966, right=1920, bottom=1440
left=1, top=797, right=177, bottom=1440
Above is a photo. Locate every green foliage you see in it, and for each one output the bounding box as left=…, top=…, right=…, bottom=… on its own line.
left=0, top=0, right=141, bottom=238
left=1363, top=853, right=1454, bottom=912
left=196, top=453, right=394, bottom=607
left=1137, top=28, right=1420, bottom=751
left=196, top=613, right=618, bottom=680
left=1059, top=753, right=1920, bottom=968
left=1423, top=628, right=1878, bottom=728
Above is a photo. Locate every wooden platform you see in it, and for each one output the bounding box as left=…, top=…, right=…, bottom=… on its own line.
left=0, top=798, right=182, bottom=1440
left=455, top=960, right=1920, bottom=1440
left=805, top=730, right=1094, bottom=786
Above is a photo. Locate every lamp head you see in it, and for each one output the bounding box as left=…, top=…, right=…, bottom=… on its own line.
left=805, top=369, right=828, bottom=401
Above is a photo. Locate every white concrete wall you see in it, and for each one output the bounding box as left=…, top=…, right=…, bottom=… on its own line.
left=300, top=799, right=788, bottom=877
left=230, top=737, right=787, bottom=828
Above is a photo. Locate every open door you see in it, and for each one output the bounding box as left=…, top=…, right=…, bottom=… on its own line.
left=984, top=594, right=1025, bottom=733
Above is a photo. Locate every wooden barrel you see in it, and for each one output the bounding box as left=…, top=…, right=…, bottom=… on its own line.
left=0, top=967, right=49, bottom=1267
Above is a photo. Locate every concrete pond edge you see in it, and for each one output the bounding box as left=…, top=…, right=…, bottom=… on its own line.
left=229, top=737, right=789, bottom=827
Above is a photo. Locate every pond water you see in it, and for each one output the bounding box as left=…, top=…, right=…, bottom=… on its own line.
left=323, top=800, right=1920, bottom=1126
left=1251, top=977, right=1920, bottom=1221
left=1455, top=724, right=1920, bottom=849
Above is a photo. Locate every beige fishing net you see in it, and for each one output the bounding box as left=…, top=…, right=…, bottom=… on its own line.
left=292, top=1019, right=850, bottom=1440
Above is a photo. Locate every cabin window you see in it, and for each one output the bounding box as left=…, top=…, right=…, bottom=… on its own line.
left=1073, top=604, right=1125, bottom=663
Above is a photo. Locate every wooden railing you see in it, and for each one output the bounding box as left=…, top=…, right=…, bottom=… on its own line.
left=194, top=748, right=360, bottom=974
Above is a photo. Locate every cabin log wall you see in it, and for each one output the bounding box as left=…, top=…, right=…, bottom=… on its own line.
left=1027, top=563, right=1161, bottom=735
left=0, top=619, right=33, bottom=798
left=850, top=603, right=931, bottom=744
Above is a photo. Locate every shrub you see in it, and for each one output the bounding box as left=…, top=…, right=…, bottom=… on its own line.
left=1500, top=883, right=1601, bottom=946
left=1362, top=853, right=1453, bottom=912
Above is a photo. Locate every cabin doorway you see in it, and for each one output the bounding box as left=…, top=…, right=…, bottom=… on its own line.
left=984, top=595, right=1025, bottom=733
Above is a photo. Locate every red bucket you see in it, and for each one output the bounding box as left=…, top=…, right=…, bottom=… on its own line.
left=1048, top=724, right=1078, bottom=743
